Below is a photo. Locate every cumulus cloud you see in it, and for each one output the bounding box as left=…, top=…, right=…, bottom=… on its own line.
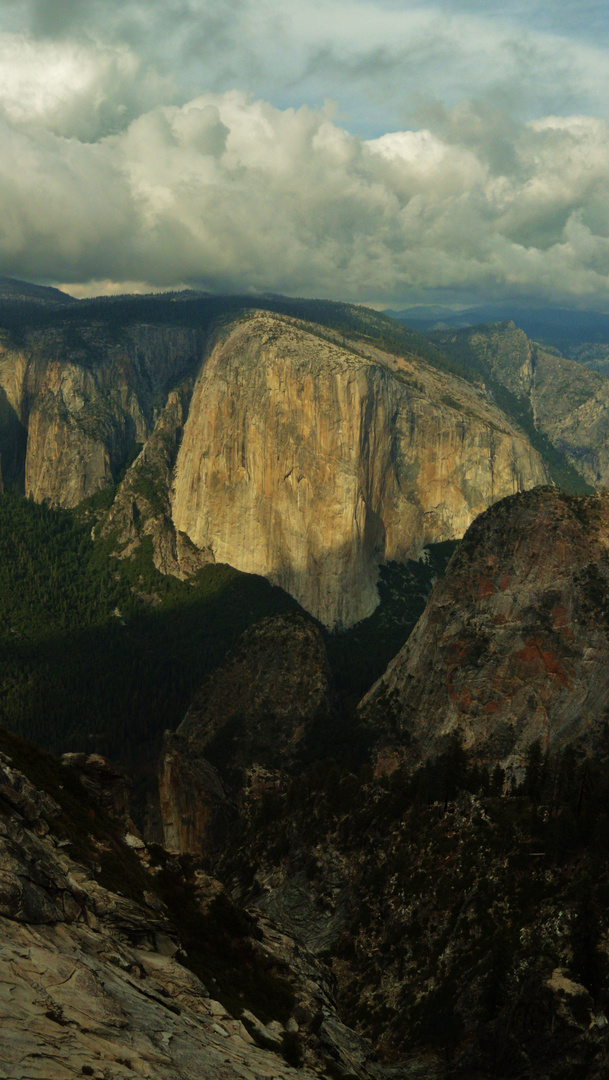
left=1, top=91, right=608, bottom=306
left=0, top=0, right=608, bottom=306
left=0, top=32, right=173, bottom=139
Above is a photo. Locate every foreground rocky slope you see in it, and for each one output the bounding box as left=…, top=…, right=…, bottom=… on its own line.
left=170, top=310, right=546, bottom=625
left=0, top=728, right=391, bottom=1080
left=216, top=758, right=609, bottom=1080
left=360, top=487, right=609, bottom=773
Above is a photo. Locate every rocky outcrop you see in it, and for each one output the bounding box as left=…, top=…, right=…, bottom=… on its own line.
left=434, top=321, right=609, bottom=490
left=60, top=752, right=133, bottom=822
left=0, top=323, right=204, bottom=506
left=158, top=613, right=338, bottom=854
left=178, top=613, right=338, bottom=773
left=99, top=379, right=213, bottom=577
left=171, top=311, right=547, bottom=626
left=158, top=739, right=233, bottom=856
left=359, top=486, right=609, bottom=772
left=0, top=732, right=392, bottom=1079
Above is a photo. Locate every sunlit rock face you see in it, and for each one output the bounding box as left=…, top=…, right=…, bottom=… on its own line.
left=359, top=487, right=609, bottom=773
left=434, top=320, right=609, bottom=490
left=158, top=736, right=233, bottom=856
left=0, top=324, right=203, bottom=507
left=172, top=311, right=548, bottom=627
left=0, top=307, right=548, bottom=627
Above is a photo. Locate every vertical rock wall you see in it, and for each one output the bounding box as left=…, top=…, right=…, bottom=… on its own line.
left=172, top=312, right=548, bottom=627
left=0, top=324, right=203, bottom=506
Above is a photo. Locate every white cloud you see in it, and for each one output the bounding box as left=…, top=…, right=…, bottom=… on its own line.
left=1, top=1, right=608, bottom=306
left=1, top=92, right=608, bottom=306
left=0, top=32, right=171, bottom=139
left=3, top=1, right=609, bottom=138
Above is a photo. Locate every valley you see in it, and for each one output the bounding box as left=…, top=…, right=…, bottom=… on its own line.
left=2, top=281, right=609, bottom=1078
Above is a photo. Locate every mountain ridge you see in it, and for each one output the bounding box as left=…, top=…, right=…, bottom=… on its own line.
left=0, top=293, right=549, bottom=627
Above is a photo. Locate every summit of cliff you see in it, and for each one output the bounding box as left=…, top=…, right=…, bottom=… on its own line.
left=0, top=275, right=76, bottom=306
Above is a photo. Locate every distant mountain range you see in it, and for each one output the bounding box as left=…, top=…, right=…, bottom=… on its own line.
left=387, top=302, right=609, bottom=363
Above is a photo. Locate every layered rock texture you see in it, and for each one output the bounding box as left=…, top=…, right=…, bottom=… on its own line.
left=434, top=321, right=609, bottom=490
left=360, top=486, right=609, bottom=772
left=171, top=311, right=547, bottom=625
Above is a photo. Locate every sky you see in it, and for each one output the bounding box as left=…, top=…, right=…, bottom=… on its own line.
left=1, top=0, right=608, bottom=309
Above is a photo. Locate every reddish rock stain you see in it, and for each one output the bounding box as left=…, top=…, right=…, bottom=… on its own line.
left=478, top=578, right=495, bottom=599
left=514, top=639, right=570, bottom=687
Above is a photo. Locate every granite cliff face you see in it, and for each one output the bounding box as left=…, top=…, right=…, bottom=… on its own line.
left=0, top=323, right=203, bottom=507
left=0, top=298, right=548, bottom=626
left=171, top=311, right=547, bottom=626
left=360, top=486, right=609, bottom=772
left=433, top=321, right=609, bottom=490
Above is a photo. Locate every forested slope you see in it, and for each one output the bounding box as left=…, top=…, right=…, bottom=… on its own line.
left=0, top=492, right=454, bottom=765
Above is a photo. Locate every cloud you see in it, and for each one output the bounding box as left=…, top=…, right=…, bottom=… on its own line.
left=0, top=32, right=172, bottom=138
left=3, top=1, right=609, bottom=138
left=1, top=0, right=608, bottom=307
left=1, top=92, right=608, bottom=306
